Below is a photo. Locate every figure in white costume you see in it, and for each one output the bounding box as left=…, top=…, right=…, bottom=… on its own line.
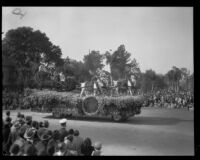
left=113, top=80, right=118, bottom=95
left=93, top=82, right=97, bottom=96
left=80, top=82, right=86, bottom=97
left=127, top=80, right=133, bottom=95
left=59, top=72, right=65, bottom=82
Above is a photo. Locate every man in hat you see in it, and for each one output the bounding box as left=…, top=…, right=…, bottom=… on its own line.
left=59, top=119, right=68, bottom=142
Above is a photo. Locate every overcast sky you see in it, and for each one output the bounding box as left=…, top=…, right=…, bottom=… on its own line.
left=2, top=7, right=193, bottom=74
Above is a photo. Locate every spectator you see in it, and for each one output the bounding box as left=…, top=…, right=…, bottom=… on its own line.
left=54, top=142, right=66, bottom=156
left=81, top=137, right=94, bottom=156
left=64, top=135, right=74, bottom=150
left=24, top=128, right=37, bottom=145
left=72, top=130, right=84, bottom=155
left=39, top=121, right=44, bottom=128
left=92, top=142, right=102, bottom=156
left=9, top=144, right=20, bottom=156
left=9, top=122, right=21, bottom=144
left=23, top=143, right=37, bottom=156
left=68, top=129, right=74, bottom=136
left=58, top=119, right=68, bottom=142
left=3, top=121, right=12, bottom=155
left=44, top=120, right=49, bottom=128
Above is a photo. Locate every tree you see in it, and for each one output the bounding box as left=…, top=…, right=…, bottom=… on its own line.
left=125, top=58, right=141, bottom=79
left=2, top=27, right=63, bottom=87
left=105, top=44, right=140, bottom=80
left=140, top=70, right=167, bottom=93
left=83, top=50, right=104, bottom=76
left=63, top=57, right=90, bottom=82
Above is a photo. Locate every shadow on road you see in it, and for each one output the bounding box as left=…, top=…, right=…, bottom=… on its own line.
left=126, top=116, right=192, bottom=125
left=43, top=115, right=192, bottom=125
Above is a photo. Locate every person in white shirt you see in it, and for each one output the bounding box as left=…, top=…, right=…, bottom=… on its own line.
left=80, top=82, right=86, bottom=97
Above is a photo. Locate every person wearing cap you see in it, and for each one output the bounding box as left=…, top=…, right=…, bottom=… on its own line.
left=59, top=119, right=68, bottom=142
left=92, top=142, right=102, bottom=156
left=72, top=130, right=84, bottom=155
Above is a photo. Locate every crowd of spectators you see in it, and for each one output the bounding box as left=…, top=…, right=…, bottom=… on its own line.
left=142, top=89, right=194, bottom=109
left=3, top=111, right=102, bottom=156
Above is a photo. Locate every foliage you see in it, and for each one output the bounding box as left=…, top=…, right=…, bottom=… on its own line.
left=22, top=90, right=144, bottom=116
left=64, top=76, right=77, bottom=91
left=2, top=90, right=24, bottom=110
left=105, top=45, right=140, bottom=80
left=83, top=50, right=104, bottom=76
left=2, top=27, right=63, bottom=88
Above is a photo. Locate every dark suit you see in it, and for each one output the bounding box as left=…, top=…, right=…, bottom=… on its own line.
left=59, top=127, right=68, bottom=142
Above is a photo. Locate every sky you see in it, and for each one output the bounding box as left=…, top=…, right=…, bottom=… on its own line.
left=2, top=7, right=193, bottom=74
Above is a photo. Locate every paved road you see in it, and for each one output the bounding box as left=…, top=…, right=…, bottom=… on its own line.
left=3, top=107, right=194, bottom=155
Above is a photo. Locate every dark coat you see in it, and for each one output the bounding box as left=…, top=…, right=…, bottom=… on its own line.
left=59, top=128, right=68, bottom=142
left=81, top=145, right=95, bottom=156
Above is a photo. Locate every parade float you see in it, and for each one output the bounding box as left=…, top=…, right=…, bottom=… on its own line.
left=23, top=67, right=144, bottom=122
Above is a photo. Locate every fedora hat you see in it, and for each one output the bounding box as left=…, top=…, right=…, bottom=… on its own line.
left=24, top=128, right=36, bottom=140
left=40, top=133, right=51, bottom=141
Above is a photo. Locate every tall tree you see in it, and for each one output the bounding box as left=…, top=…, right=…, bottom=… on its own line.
left=2, top=27, right=63, bottom=87
left=83, top=50, right=104, bottom=76
left=105, top=44, right=140, bottom=80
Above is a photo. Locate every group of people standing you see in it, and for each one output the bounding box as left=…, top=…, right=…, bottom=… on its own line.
left=3, top=111, right=102, bottom=156
left=143, top=89, right=194, bottom=109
